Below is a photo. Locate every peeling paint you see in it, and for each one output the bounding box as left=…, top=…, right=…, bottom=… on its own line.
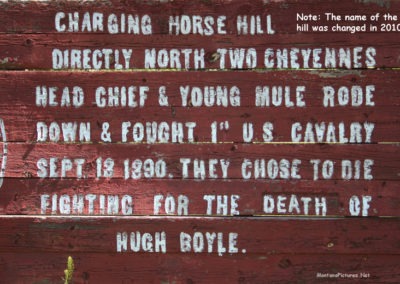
left=263, top=0, right=286, bottom=3
left=0, top=57, right=18, bottom=65
left=308, top=70, right=366, bottom=78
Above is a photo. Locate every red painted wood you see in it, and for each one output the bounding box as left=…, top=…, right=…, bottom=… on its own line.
left=0, top=0, right=398, bottom=35
left=0, top=34, right=399, bottom=70
left=0, top=71, right=398, bottom=142
left=1, top=143, right=398, bottom=180
left=1, top=253, right=399, bottom=283
left=0, top=179, right=398, bottom=217
left=1, top=70, right=398, bottom=107
left=0, top=217, right=398, bottom=254
left=1, top=106, right=397, bottom=143
left=0, top=0, right=400, bottom=69
left=0, top=0, right=398, bottom=282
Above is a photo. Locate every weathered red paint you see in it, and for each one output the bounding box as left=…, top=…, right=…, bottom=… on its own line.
left=0, top=217, right=398, bottom=254
left=0, top=0, right=399, bottom=282
left=2, top=71, right=399, bottom=107
left=4, top=108, right=397, bottom=142
left=1, top=35, right=399, bottom=70
left=0, top=71, right=398, bottom=142
left=0, top=179, right=398, bottom=216
left=2, top=253, right=399, bottom=283
left=0, top=217, right=399, bottom=282
left=0, top=0, right=397, bottom=34
left=0, top=0, right=400, bottom=69
left=0, top=143, right=397, bottom=179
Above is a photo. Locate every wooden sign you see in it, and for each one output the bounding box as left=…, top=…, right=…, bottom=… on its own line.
left=0, top=0, right=399, bottom=282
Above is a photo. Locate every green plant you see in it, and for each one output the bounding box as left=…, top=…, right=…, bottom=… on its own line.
left=63, top=256, right=74, bottom=284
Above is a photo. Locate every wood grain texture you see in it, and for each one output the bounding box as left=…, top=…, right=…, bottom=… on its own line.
left=0, top=71, right=398, bottom=142
left=0, top=143, right=398, bottom=180
left=0, top=216, right=398, bottom=254
left=2, top=70, right=398, bottom=107
left=0, top=179, right=398, bottom=217
left=2, top=253, right=399, bottom=283
left=1, top=34, right=399, bottom=70
left=0, top=216, right=399, bottom=283
left=0, top=0, right=397, bottom=34
left=0, top=0, right=399, bottom=282
left=0, top=0, right=400, bottom=69
left=3, top=107, right=397, bottom=143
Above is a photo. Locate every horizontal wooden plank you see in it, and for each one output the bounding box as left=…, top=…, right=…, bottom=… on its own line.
left=1, top=143, right=398, bottom=180
left=0, top=0, right=398, bottom=35
left=0, top=216, right=398, bottom=254
left=0, top=34, right=399, bottom=70
left=0, top=70, right=398, bottom=142
left=0, top=179, right=398, bottom=217
left=1, top=0, right=400, bottom=69
left=1, top=107, right=397, bottom=143
left=1, top=70, right=398, bottom=107
left=1, top=252, right=399, bottom=283
left=0, top=1, right=397, bottom=282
